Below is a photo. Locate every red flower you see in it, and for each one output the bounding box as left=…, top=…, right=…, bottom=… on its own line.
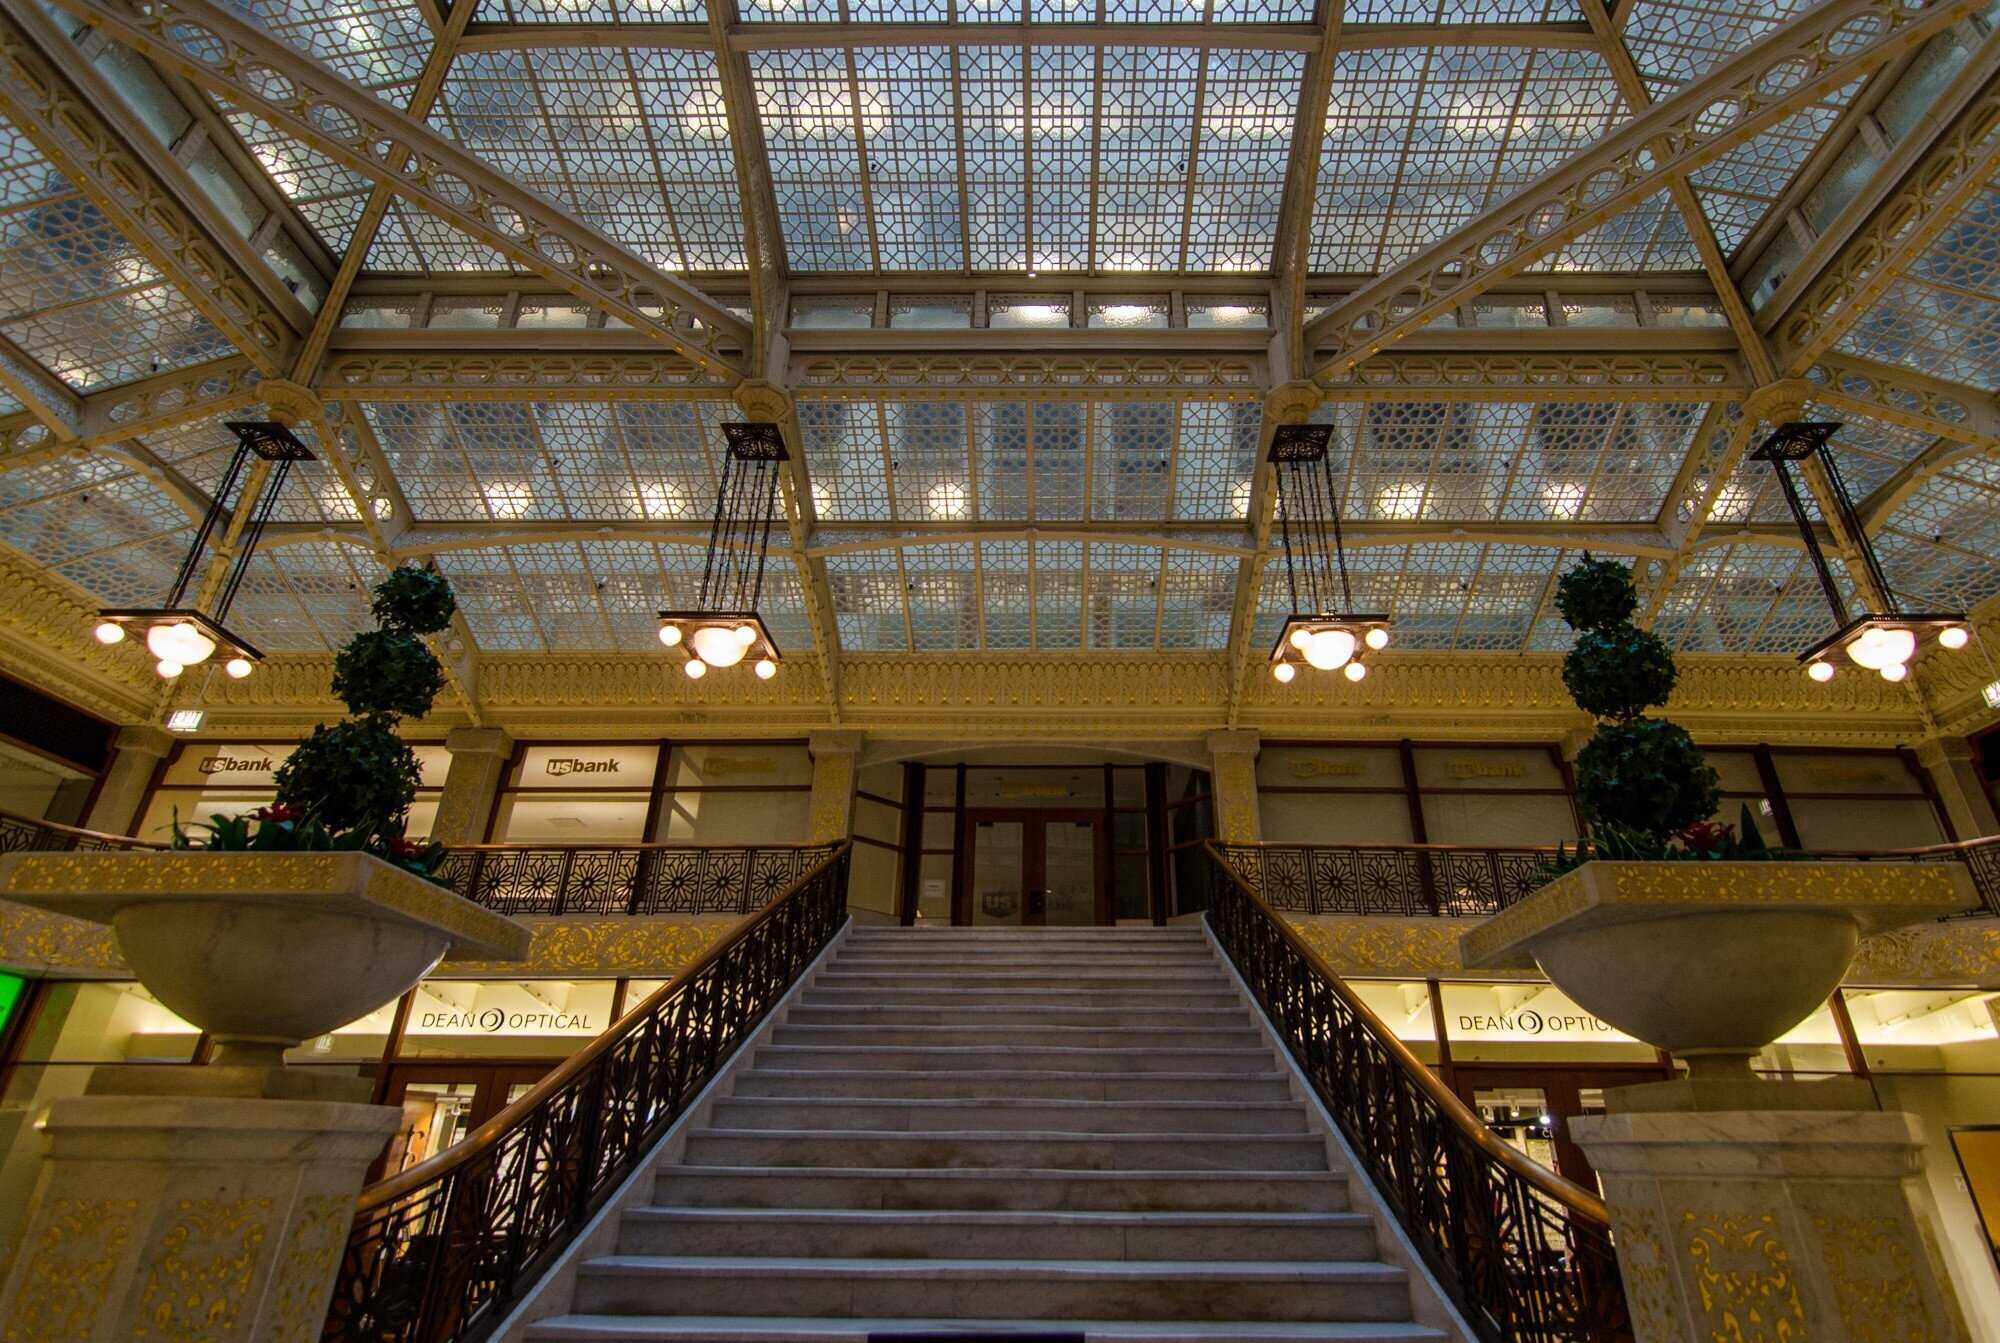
left=1676, top=820, right=1734, bottom=851
left=387, top=836, right=425, bottom=859
left=252, top=803, right=300, bottom=823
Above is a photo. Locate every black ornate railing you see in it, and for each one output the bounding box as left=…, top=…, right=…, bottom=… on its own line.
left=320, top=841, right=852, bottom=1343
left=1202, top=843, right=1629, bottom=1343
left=431, top=842, right=840, bottom=916
left=0, top=806, right=160, bottom=853
left=1214, top=837, right=2000, bottom=919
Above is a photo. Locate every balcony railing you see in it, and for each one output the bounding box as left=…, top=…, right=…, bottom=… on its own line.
left=431, top=842, right=843, bottom=917
left=1215, top=837, right=2000, bottom=919
left=1203, top=843, right=1629, bottom=1343
left=321, top=842, right=853, bottom=1343
left=0, top=807, right=161, bottom=854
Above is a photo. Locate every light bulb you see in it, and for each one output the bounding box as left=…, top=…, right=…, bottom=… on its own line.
left=156, top=659, right=182, bottom=678
left=1807, top=661, right=1834, bottom=682
left=1364, top=627, right=1390, bottom=650
left=690, top=624, right=749, bottom=667
left=1289, top=627, right=1312, bottom=650
left=1880, top=661, right=1908, bottom=683
left=1302, top=628, right=1357, bottom=671
left=1272, top=662, right=1296, bottom=683
left=93, top=621, right=125, bottom=645
left=755, top=658, right=777, bottom=680
left=684, top=657, right=707, bottom=679
left=146, top=621, right=214, bottom=666
left=735, top=623, right=757, bottom=646
left=658, top=624, right=683, bottom=647
left=1846, top=625, right=1915, bottom=671
left=1939, top=626, right=1969, bottom=650
left=1344, top=661, right=1368, bottom=682
left=225, top=657, right=253, bottom=679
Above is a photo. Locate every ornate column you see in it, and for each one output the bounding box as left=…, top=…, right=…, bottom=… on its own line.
left=1913, top=736, right=2000, bottom=840
left=80, top=724, right=173, bottom=837
left=1205, top=729, right=1262, bottom=843
left=807, top=731, right=863, bottom=842
left=429, top=726, right=512, bottom=844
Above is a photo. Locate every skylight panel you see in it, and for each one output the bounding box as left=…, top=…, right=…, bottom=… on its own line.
left=980, top=539, right=1032, bottom=649
left=799, top=399, right=891, bottom=521
left=222, top=109, right=373, bottom=258
left=753, top=49, right=873, bottom=269
left=866, top=50, right=961, bottom=271
left=905, top=541, right=978, bottom=649
left=56, top=530, right=200, bottom=607
left=1837, top=178, right=2000, bottom=392
left=1160, top=549, right=1235, bottom=649
left=365, top=203, right=522, bottom=272
left=1093, top=402, right=1175, bottom=521
left=235, top=0, right=433, bottom=98
left=478, top=0, right=709, bottom=20
left=1035, top=539, right=1085, bottom=649
left=1173, top=401, right=1259, bottom=521
left=436, top=548, right=544, bottom=649
left=888, top=401, right=974, bottom=522
left=1347, top=0, right=1580, bottom=17
left=1877, top=459, right=2000, bottom=612
left=1309, top=47, right=1628, bottom=273
left=1086, top=542, right=1162, bottom=648
left=1655, top=543, right=1854, bottom=653
left=1186, top=50, right=1298, bottom=270
left=228, top=543, right=381, bottom=653
left=1029, top=46, right=1095, bottom=272
left=430, top=48, right=742, bottom=274
left=1621, top=0, right=1820, bottom=96
left=0, top=465, right=188, bottom=568
left=827, top=548, right=908, bottom=650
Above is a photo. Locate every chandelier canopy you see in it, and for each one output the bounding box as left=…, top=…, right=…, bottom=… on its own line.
left=90, top=420, right=314, bottom=681
left=658, top=422, right=788, bottom=680
left=1752, top=420, right=1967, bottom=684
left=1266, top=423, right=1390, bottom=684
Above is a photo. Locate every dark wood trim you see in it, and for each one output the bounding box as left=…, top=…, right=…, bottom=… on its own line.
left=851, top=833, right=901, bottom=852
left=1899, top=745, right=1959, bottom=843
left=370, top=989, right=417, bottom=1104
left=1100, top=764, right=1117, bottom=925
left=950, top=764, right=968, bottom=925
left=1752, top=744, right=1803, bottom=849
left=1144, top=761, right=1170, bottom=927
left=640, top=738, right=673, bottom=842
left=610, top=977, right=630, bottom=1022
left=1426, top=977, right=1455, bottom=1091
left=1828, top=988, right=1871, bottom=1081
left=855, top=789, right=901, bottom=809
left=897, top=763, right=923, bottom=927
left=1397, top=739, right=1429, bottom=843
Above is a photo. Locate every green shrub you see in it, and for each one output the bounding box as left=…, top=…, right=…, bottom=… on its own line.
left=371, top=564, right=457, bottom=635
left=1573, top=718, right=1721, bottom=837
left=1561, top=622, right=1676, bottom=721
left=1554, top=554, right=1639, bottom=632
left=332, top=629, right=445, bottom=720
left=273, top=716, right=423, bottom=837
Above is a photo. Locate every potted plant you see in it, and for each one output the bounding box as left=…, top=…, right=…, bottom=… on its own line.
left=1459, top=556, right=1975, bottom=1097
left=0, top=565, right=528, bottom=1099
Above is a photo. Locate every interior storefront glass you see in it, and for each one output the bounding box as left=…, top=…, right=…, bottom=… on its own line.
left=491, top=792, right=651, bottom=843
left=1436, top=981, right=1655, bottom=1064
left=397, top=979, right=618, bottom=1059
left=660, top=789, right=810, bottom=844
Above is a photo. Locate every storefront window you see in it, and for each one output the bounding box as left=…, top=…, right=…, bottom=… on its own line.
left=396, top=979, right=618, bottom=1059
left=1843, top=988, right=1999, bottom=1072
left=1750, top=999, right=1847, bottom=1077
left=138, top=741, right=446, bottom=843
left=0, top=742, right=93, bottom=824
left=660, top=743, right=811, bottom=844
left=1437, top=981, right=1655, bottom=1064
left=491, top=744, right=659, bottom=843
left=1255, top=746, right=1408, bottom=845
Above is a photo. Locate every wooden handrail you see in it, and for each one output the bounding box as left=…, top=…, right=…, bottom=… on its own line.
left=439, top=839, right=837, bottom=853
left=1203, top=840, right=1610, bottom=1225
left=0, top=805, right=162, bottom=848
left=358, top=840, right=852, bottom=1212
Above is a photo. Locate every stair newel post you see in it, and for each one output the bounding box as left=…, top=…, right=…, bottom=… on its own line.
left=553, top=848, right=575, bottom=916
left=628, top=846, right=652, bottom=916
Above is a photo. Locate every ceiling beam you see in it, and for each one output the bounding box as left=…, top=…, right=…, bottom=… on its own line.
left=0, top=355, right=265, bottom=470
left=1770, top=61, right=2000, bottom=375
left=1754, top=20, right=2000, bottom=345
left=0, top=331, right=83, bottom=439
left=0, top=5, right=299, bottom=377
left=1301, top=0, right=1976, bottom=383
left=1857, top=436, right=1998, bottom=532
left=46, top=0, right=754, bottom=380
left=1807, top=352, right=2000, bottom=449
left=290, top=0, right=480, bottom=390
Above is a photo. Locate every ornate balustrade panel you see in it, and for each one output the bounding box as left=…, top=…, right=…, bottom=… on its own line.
left=1214, top=839, right=2000, bottom=919
left=1202, top=845, right=1630, bottom=1343
left=431, top=843, right=839, bottom=916
left=321, top=842, right=851, bottom=1343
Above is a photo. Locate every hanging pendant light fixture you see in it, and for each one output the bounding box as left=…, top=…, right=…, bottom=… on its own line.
left=91, top=420, right=314, bottom=680
left=1752, top=420, right=1968, bottom=684
left=658, top=422, right=786, bottom=680
left=1266, top=423, right=1390, bottom=684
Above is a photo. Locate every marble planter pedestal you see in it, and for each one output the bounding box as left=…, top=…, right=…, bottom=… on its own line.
left=1571, top=1106, right=1971, bottom=1343
left=0, top=1091, right=397, bottom=1343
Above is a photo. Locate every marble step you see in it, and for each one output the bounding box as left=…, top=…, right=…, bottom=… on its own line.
left=751, top=1045, right=1278, bottom=1075
left=783, top=1005, right=1250, bottom=1029
left=679, top=1129, right=1330, bottom=1173
left=706, top=1096, right=1311, bottom=1136
left=650, top=1167, right=1353, bottom=1214
left=812, top=971, right=1228, bottom=992
left=571, top=1256, right=1411, bottom=1323
left=768, top=1025, right=1266, bottom=1051
left=828, top=953, right=1221, bottom=972
left=526, top=1316, right=1445, bottom=1342
left=615, top=1208, right=1376, bottom=1263
left=728, top=1069, right=1296, bottom=1104
left=845, top=929, right=1207, bottom=943
left=798, top=987, right=1244, bottom=1010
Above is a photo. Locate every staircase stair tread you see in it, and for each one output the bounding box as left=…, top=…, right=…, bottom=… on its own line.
left=656, top=1165, right=1344, bottom=1185
left=581, top=1257, right=1405, bottom=1282
left=738, top=1070, right=1290, bottom=1083
left=626, top=1208, right=1368, bottom=1228
left=692, top=1127, right=1318, bottom=1143
left=715, top=1098, right=1302, bottom=1114
left=527, top=1317, right=1443, bottom=1341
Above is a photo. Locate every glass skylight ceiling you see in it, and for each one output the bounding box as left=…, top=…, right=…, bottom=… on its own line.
left=1838, top=178, right=2000, bottom=392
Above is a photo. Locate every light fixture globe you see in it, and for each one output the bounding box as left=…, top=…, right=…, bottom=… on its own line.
left=658, top=623, right=683, bottom=647
left=690, top=624, right=750, bottom=668
left=1289, top=627, right=1312, bottom=650
left=1272, top=662, right=1296, bottom=683
left=684, top=657, right=707, bottom=679
left=1847, top=625, right=1915, bottom=671
left=754, top=658, right=778, bottom=680
left=1808, top=661, right=1835, bottom=682
left=1302, top=628, right=1357, bottom=671
left=1364, top=627, right=1390, bottom=650
left=1344, top=661, right=1368, bottom=682
left=156, top=660, right=182, bottom=679
left=224, top=657, right=254, bottom=679
left=147, top=621, right=216, bottom=667
left=735, top=623, right=758, bottom=646
left=1880, top=661, right=1909, bottom=683
left=93, top=621, right=125, bottom=645
left=1939, top=626, right=1970, bottom=650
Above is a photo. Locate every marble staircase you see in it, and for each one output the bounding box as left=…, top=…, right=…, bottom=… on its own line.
left=520, top=925, right=1450, bottom=1343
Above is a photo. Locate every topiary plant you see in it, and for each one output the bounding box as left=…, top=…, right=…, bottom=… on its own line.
left=178, top=564, right=457, bottom=882
left=1555, top=554, right=1720, bottom=843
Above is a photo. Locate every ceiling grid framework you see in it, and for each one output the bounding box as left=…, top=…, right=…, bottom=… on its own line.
left=0, top=0, right=1990, bottom=725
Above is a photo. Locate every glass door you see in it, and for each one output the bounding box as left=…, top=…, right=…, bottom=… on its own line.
left=963, top=810, right=1104, bottom=926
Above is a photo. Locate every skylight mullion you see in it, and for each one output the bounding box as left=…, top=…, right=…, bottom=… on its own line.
left=1020, top=43, right=1034, bottom=271
left=844, top=46, right=885, bottom=272
left=1449, top=544, right=1492, bottom=647
left=522, top=60, right=588, bottom=255
left=1085, top=46, right=1106, bottom=269
left=1372, top=45, right=1434, bottom=273
left=949, top=46, right=973, bottom=272
left=893, top=543, right=917, bottom=650
left=618, top=47, right=694, bottom=273
left=1152, top=546, right=1168, bottom=648
left=500, top=546, right=555, bottom=651
left=1175, top=49, right=1213, bottom=274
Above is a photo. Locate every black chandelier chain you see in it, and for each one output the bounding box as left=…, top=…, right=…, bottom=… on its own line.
left=1271, top=425, right=1354, bottom=617
left=698, top=426, right=786, bottom=615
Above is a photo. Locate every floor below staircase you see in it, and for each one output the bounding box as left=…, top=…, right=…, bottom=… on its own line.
left=520, top=925, right=1448, bottom=1343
